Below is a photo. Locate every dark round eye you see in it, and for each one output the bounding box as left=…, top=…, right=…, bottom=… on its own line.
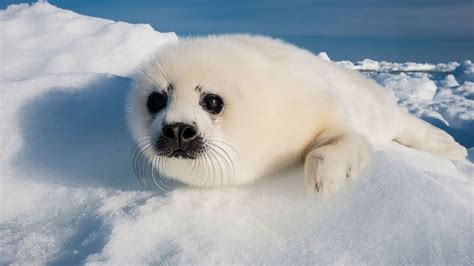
left=147, top=91, right=167, bottom=114
left=201, top=94, right=224, bottom=114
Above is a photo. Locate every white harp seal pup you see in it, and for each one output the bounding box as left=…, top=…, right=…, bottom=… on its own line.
left=127, top=34, right=467, bottom=194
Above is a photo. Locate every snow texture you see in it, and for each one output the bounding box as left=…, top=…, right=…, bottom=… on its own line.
left=0, top=2, right=178, bottom=81
left=0, top=2, right=473, bottom=265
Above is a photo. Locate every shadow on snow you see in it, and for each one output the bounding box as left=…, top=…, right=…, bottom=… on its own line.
left=14, top=75, right=178, bottom=193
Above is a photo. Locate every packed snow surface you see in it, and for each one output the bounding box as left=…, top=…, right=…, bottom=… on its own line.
left=1, top=2, right=473, bottom=265
left=0, top=2, right=178, bottom=81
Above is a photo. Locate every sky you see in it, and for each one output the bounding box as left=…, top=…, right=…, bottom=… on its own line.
left=2, top=0, right=473, bottom=62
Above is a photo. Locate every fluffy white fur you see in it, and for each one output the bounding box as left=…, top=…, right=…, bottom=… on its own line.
left=127, top=34, right=467, bottom=194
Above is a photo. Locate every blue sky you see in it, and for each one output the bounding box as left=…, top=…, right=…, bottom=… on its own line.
left=2, top=0, right=473, bottom=62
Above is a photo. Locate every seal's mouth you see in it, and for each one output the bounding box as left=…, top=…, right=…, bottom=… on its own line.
left=153, top=135, right=204, bottom=160
left=169, top=149, right=195, bottom=159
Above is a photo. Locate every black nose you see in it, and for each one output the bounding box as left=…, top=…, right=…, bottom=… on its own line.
left=162, top=123, right=198, bottom=146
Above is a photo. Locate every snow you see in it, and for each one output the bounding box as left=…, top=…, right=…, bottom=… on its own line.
left=317, top=51, right=331, bottom=61
left=0, top=2, right=178, bottom=81
left=375, top=72, right=438, bottom=101
left=453, top=60, right=474, bottom=83
left=357, top=61, right=474, bottom=147
left=0, top=2, right=473, bottom=265
left=338, top=59, right=460, bottom=73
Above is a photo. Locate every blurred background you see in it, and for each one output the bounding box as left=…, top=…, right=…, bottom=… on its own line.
left=2, top=0, right=473, bottom=62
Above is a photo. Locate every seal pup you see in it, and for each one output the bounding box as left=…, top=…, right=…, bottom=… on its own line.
left=127, top=34, right=467, bottom=194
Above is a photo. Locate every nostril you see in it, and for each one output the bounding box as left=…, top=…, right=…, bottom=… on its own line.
left=182, top=126, right=197, bottom=140
left=162, top=125, right=176, bottom=139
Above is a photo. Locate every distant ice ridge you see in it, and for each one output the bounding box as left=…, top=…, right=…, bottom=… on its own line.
left=1, top=2, right=473, bottom=265
left=336, top=58, right=461, bottom=73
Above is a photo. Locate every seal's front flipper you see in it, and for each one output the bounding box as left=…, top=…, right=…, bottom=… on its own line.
left=304, top=131, right=371, bottom=195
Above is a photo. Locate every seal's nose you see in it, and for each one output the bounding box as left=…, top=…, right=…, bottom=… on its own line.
left=162, top=123, right=198, bottom=146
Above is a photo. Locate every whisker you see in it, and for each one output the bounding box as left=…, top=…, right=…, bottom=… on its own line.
left=202, top=149, right=215, bottom=187
left=188, top=155, right=202, bottom=186
left=207, top=144, right=229, bottom=186
left=151, top=155, right=168, bottom=193
left=208, top=141, right=236, bottom=186
left=199, top=153, right=208, bottom=187
left=155, top=156, right=172, bottom=190
left=208, top=138, right=239, bottom=158
left=132, top=143, right=153, bottom=185
left=131, top=135, right=239, bottom=190
left=201, top=150, right=214, bottom=187
left=209, top=147, right=224, bottom=187
left=131, top=138, right=173, bottom=193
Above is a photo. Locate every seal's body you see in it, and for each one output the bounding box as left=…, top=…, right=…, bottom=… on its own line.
left=127, top=34, right=466, bottom=194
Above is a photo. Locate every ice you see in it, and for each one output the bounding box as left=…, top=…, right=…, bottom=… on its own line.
left=440, top=74, right=459, bottom=88
left=366, top=69, right=473, bottom=148
left=374, top=72, right=437, bottom=101
left=0, top=2, right=473, bottom=265
left=317, top=51, right=331, bottom=61
left=453, top=60, right=474, bottom=83
left=0, top=2, right=178, bottom=81
left=338, top=59, right=460, bottom=73
left=327, top=55, right=474, bottom=148
left=454, top=81, right=474, bottom=99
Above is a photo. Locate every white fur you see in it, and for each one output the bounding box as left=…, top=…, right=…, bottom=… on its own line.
left=127, top=34, right=467, bottom=194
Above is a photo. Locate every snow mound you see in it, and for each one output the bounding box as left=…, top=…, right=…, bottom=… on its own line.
left=0, top=2, right=178, bottom=81
left=1, top=3, right=473, bottom=265
left=317, top=51, right=331, bottom=61
left=453, top=60, right=474, bottom=83
left=440, top=74, right=459, bottom=88
left=375, top=72, right=437, bottom=101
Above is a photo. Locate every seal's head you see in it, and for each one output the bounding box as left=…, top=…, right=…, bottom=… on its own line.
left=127, top=35, right=327, bottom=187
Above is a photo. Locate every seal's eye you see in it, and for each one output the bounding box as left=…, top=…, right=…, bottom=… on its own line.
left=201, top=94, right=224, bottom=114
left=147, top=91, right=167, bottom=114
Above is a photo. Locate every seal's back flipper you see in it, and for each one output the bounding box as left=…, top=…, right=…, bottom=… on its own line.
left=394, top=112, right=467, bottom=160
